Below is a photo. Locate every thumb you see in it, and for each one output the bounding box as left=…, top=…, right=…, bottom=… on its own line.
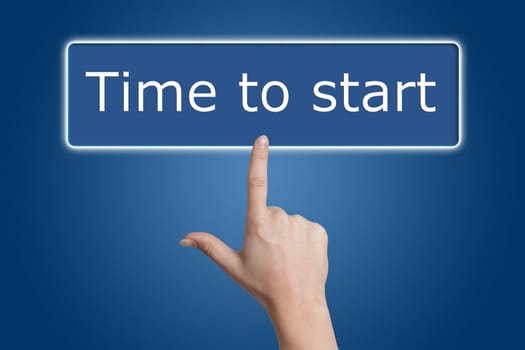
left=180, top=232, right=242, bottom=278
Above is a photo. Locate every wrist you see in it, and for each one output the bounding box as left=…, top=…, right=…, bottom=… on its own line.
left=266, top=295, right=329, bottom=321
left=266, top=296, right=338, bottom=350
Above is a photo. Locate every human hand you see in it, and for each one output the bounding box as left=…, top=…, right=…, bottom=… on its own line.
left=180, top=135, right=338, bottom=350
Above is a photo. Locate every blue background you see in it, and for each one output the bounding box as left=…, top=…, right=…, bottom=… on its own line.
left=68, top=43, right=458, bottom=147
left=3, top=1, right=524, bottom=349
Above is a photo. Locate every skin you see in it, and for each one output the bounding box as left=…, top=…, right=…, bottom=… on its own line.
left=180, top=135, right=338, bottom=350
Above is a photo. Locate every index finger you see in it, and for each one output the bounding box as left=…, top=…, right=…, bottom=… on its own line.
left=247, top=135, right=269, bottom=217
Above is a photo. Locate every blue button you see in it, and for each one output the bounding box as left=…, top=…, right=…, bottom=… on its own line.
left=65, top=41, right=462, bottom=150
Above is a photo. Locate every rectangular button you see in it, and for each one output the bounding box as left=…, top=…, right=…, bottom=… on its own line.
left=65, top=40, right=462, bottom=150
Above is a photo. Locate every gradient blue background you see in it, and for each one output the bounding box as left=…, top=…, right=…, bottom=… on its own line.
left=3, top=1, right=524, bottom=349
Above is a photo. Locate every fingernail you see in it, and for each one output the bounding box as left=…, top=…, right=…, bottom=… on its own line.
left=179, top=239, right=197, bottom=248
left=256, top=135, right=269, bottom=149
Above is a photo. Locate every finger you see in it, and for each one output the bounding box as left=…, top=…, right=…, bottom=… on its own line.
left=247, top=135, right=269, bottom=217
left=181, top=232, right=242, bottom=279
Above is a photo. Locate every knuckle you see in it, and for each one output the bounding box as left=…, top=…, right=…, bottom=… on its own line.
left=202, top=243, right=216, bottom=260
left=313, top=222, right=326, bottom=232
left=313, top=223, right=328, bottom=238
left=268, top=206, right=288, bottom=221
left=247, top=216, right=266, bottom=234
left=248, top=176, right=267, bottom=187
left=291, top=214, right=305, bottom=222
left=289, top=214, right=304, bottom=226
left=268, top=206, right=285, bottom=214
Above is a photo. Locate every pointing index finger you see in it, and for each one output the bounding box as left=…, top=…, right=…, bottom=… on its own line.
left=247, top=135, right=269, bottom=217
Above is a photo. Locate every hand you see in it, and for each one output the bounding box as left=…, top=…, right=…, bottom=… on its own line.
left=180, top=135, right=338, bottom=350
